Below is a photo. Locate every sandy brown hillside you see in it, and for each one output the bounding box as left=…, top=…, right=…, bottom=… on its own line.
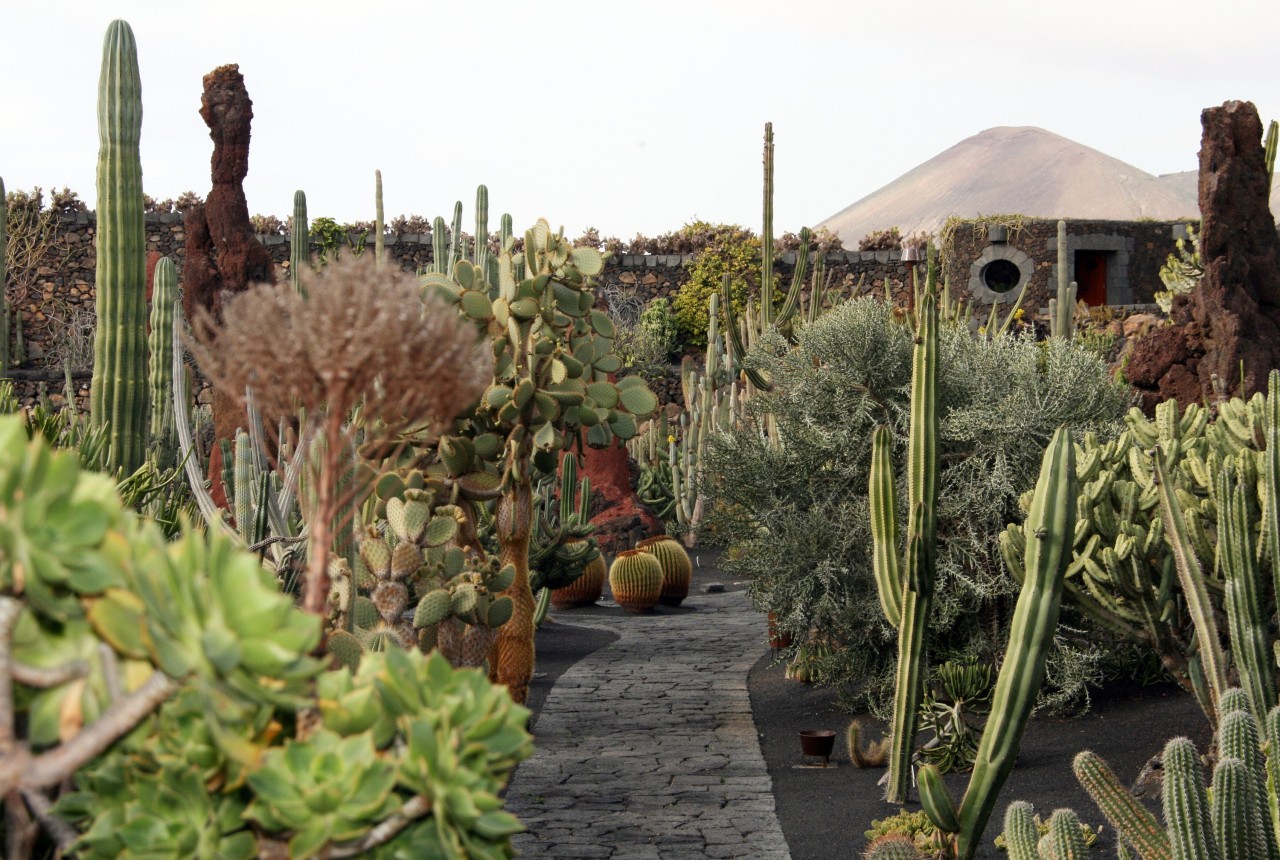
left=820, top=126, right=1201, bottom=245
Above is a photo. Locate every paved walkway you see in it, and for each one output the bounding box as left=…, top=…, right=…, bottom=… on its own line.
left=506, top=588, right=791, bottom=859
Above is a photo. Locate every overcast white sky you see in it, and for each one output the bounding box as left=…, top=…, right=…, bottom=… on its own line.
left=2, top=1, right=1277, bottom=239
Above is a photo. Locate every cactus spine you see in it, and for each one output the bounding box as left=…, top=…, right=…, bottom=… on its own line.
left=290, top=190, right=308, bottom=294
left=869, top=247, right=940, bottom=803
left=89, top=19, right=149, bottom=475
left=146, top=256, right=177, bottom=469
left=919, top=426, right=1078, bottom=859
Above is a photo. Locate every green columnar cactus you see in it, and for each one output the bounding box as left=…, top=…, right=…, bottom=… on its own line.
left=1154, top=448, right=1229, bottom=724
left=1, top=175, right=7, bottom=378
left=146, top=256, right=177, bottom=470
left=869, top=249, right=940, bottom=804
left=290, top=190, right=308, bottom=294
left=1001, top=376, right=1280, bottom=728
left=919, top=426, right=1077, bottom=859
left=430, top=215, right=448, bottom=275
left=529, top=453, right=600, bottom=594
left=1000, top=802, right=1041, bottom=860
left=1050, top=699, right=1280, bottom=860
left=1265, top=120, right=1278, bottom=196
left=1218, top=707, right=1279, bottom=860
left=720, top=123, right=812, bottom=393
left=1072, top=751, right=1171, bottom=859
left=1047, top=809, right=1090, bottom=859
left=1219, top=461, right=1277, bottom=726
left=1163, top=737, right=1219, bottom=860
left=609, top=549, right=663, bottom=612
left=374, top=170, right=385, bottom=269
left=1051, top=220, right=1077, bottom=340
left=475, top=184, right=493, bottom=287
left=90, top=19, right=149, bottom=475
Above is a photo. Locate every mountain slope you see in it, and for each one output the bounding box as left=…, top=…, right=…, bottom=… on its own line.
left=820, top=126, right=1201, bottom=245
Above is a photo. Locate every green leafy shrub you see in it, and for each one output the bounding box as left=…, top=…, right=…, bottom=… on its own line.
left=703, top=298, right=1131, bottom=715
left=672, top=222, right=760, bottom=346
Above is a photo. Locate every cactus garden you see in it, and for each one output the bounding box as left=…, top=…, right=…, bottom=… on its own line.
left=5, top=12, right=1280, bottom=860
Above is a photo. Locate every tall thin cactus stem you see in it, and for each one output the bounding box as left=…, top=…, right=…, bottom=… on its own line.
left=89, top=19, right=149, bottom=475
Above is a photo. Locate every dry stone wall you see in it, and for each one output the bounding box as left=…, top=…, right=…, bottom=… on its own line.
left=6, top=212, right=1188, bottom=408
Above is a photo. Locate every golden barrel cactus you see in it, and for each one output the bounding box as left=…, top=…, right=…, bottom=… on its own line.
left=608, top=549, right=663, bottom=613
left=637, top=535, right=693, bottom=607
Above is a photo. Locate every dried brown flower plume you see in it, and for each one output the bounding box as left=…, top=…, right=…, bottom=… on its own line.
left=188, top=254, right=493, bottom=614
left=188, top=253, right=491, bottom=434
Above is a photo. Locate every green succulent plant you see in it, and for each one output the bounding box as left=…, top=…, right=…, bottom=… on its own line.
left=246, top=729, right=401, bottom=858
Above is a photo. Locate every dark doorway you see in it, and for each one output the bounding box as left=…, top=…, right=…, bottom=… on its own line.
left=1074, top=251, right=1108, bottom=306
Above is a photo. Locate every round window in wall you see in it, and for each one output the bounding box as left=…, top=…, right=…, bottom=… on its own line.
left=980, top=259, right=1022, bottom=293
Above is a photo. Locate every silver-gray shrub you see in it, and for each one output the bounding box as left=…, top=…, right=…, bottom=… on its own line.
left=703, top=298, right=1132, bottom=714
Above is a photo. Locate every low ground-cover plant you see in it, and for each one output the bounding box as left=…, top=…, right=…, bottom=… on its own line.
left=703, top=297, right=1132, bottom=715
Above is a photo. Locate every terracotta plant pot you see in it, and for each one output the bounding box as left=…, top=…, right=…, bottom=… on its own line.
left=608, top=549, right=663, bottom=613
left=799, top=730, right=836, bottom=766
left=636, top=535, right=692, bottom=607
left=767, top=612, right=792, bottom=650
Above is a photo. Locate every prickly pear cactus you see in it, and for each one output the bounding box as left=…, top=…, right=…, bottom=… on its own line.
left=422, top=214, right=658, bottom=703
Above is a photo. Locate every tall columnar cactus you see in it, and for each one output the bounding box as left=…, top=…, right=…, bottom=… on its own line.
left=90, top=20, right=149, bottom=476
left=1001, top=373, right=1280, bottom=728
left=869, top=247, right=940, bottom=804
left=1, top=175, right=8, bottom=378
left=146, top=256, right=177, bottom=470
left=1265, top=119, right=1277, bottom=197
left=721, top=123, right=813, bottom=393
left=374, top=169, right=385, bottom=269
left=290, top=189, right=308, bottom=294
left=1050, top=220, right=1077, bottom=341
left=918, top=426, right=1077, bottom=860
left=1001, top=693, right=1280, bottom=860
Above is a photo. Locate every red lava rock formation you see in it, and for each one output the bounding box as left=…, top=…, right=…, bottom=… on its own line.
left=182, top=64, right=276, bottom=503
left=1126, top=100, right=1280, bottom=412
left=580, top=442, right=663, bottom=554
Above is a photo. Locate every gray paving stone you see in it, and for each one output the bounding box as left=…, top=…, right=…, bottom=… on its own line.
left=507, top=590, right=791, bottom=858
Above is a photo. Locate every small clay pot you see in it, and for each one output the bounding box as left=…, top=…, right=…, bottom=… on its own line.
left=768, top=612, right=792, bottom=650
left=799, top=730, right=836, bottom=766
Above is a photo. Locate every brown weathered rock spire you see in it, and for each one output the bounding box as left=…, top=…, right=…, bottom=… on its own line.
left=182, top=64, right=277, bottom=502
left=1123, top=100, right=1280, bottom=411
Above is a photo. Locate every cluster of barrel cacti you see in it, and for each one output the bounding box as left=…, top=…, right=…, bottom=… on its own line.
left=997, top=687, right=1280, bottom=859
left=605, top=534, right=693, bottom=612
left=1000, top=372, right=1280, bottom=727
